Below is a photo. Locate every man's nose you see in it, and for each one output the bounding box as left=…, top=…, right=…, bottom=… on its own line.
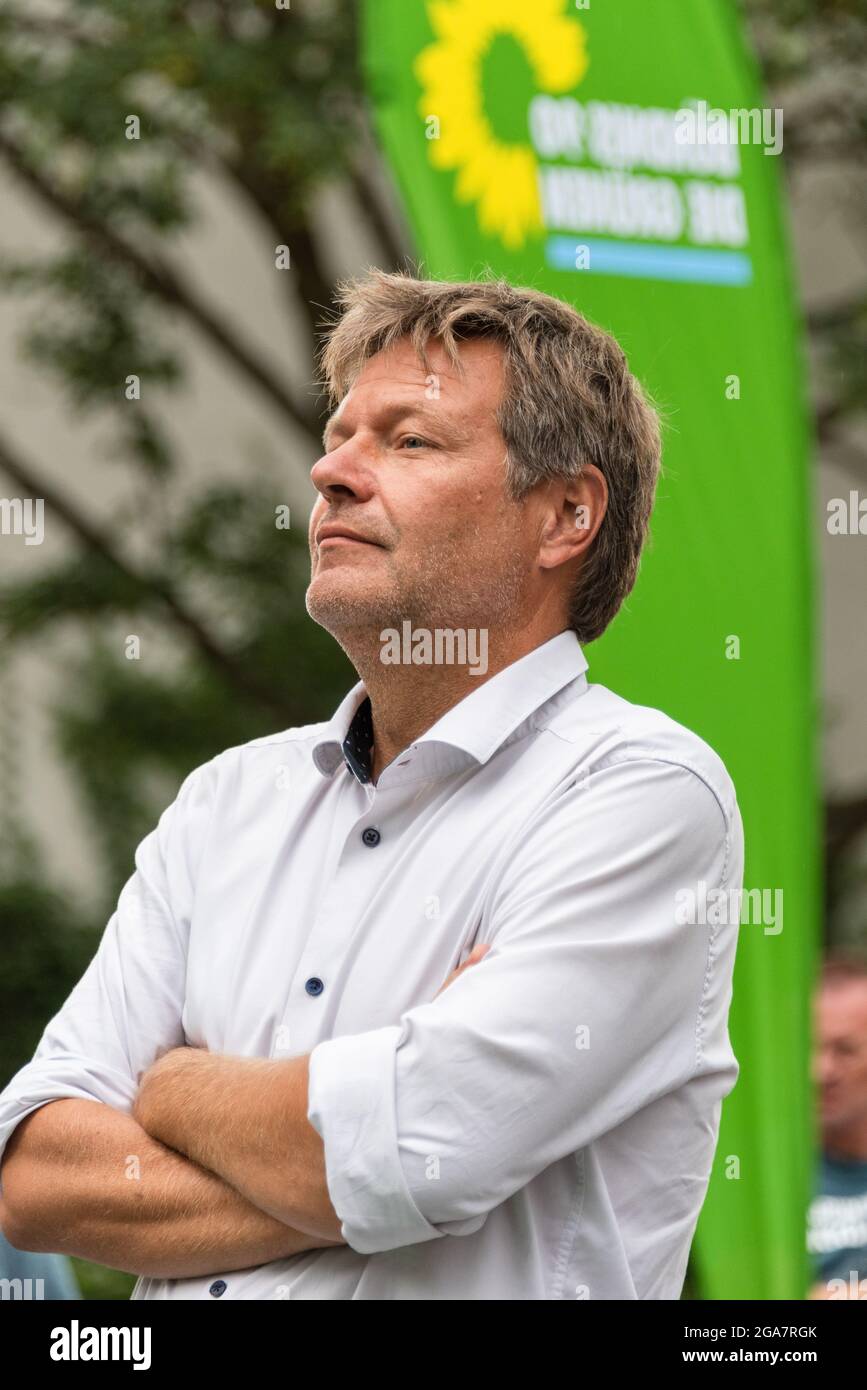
left=812, top=1049, right=836, bottom=1086
left=310, top=436, right=374, bottom=502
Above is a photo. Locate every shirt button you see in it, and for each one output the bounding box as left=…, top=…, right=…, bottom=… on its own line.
left=362, top=826, right=381, bottom=846
left=305, top=977, right=324, bottom=996
left=209, top=1280, right=227, bottom=1298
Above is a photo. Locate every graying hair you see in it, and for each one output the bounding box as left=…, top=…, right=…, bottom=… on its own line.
left=319, top=270, right=662, bottom=643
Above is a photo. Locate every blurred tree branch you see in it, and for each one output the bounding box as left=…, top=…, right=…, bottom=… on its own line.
left=0, top=128, right=322, bottom=442
left=0, top=428, right=292, bottom=721
left=0, top=0, right=407, bottom=895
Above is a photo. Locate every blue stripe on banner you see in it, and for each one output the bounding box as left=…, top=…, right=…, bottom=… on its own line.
left=545, top=236, right=753, bottom=286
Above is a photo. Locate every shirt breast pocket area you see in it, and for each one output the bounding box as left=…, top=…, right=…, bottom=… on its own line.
left=324, top=910, right=487, bottom=1036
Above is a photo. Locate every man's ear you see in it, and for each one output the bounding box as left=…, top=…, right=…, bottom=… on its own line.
left=538, top=465, right=608, bottom=571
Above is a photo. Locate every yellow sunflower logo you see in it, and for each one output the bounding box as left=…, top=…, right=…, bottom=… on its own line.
left=414, top=0, right=589, bottom=250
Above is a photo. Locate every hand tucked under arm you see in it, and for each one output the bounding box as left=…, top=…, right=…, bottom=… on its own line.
left=133, top=1047, right=342, bottom=1242
left=132, top=947, right=490, bottom=1246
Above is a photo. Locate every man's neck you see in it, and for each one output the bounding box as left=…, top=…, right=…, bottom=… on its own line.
left=342, top=623, right=567, bottom=783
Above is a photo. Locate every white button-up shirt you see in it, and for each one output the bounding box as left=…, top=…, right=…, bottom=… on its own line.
left=0, top=631, right=743, bottom=1299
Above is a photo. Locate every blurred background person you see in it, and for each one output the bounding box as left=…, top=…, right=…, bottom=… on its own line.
left=807, top=955, right=867, bottom=1298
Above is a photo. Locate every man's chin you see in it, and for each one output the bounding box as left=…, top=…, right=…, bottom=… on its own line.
left=305, top=580, right=393, bottom=632
left=820, top=1103, right=851, bottom=1132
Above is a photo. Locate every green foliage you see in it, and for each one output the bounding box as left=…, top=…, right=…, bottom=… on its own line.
left=69, top=1256, right=137, bottom=1301
left=0, top=251, right=182, bottom=416
left=0, top=870, right=100, bottom=1089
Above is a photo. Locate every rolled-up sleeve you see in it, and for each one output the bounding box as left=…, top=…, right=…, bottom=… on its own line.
left=306, top=757, right=741, bottom=1255
left=0, top=758, right=218, bottom=1192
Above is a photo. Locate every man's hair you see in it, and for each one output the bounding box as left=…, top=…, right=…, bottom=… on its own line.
left=319, top=269, right=662, bottom=643
left=821, top=952, right=867, bottom=988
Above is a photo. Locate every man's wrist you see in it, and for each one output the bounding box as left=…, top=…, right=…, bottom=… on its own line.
left=133, top=1045, right=208, bottom=1153
left=132, top=1046, right=341, bottom=1241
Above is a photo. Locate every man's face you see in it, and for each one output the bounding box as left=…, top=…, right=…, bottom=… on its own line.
left=306, top=335, right=534, bottom=638
left=813, top=980, right=867, bottom=1131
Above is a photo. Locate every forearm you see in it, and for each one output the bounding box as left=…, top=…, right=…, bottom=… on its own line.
left=135, top=1049, right=341, bottom=1240
left=0, top=1099, right=343, bottom=1279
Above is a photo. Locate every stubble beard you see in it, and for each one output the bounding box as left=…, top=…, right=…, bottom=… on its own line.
left=306, top=525, right=529, bottom=641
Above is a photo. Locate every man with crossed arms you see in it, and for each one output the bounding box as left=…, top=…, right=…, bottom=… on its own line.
left=0, top=272, right=742, bottom=1300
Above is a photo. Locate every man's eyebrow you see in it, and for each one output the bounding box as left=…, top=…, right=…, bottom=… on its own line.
left=321, top=401, right=472, bottom=452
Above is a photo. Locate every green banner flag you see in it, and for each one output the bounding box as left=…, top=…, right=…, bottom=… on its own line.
left=362, top=0, right=819, bottom=1299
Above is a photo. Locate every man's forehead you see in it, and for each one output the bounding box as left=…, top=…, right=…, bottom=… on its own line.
left=354, top=334, right=502, bottom=387
left=323, top=336, right=504, bottom=440
left=818, top=982, right=867, bottom=1025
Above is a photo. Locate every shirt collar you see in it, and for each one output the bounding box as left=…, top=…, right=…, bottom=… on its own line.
left=311, top=630, right=589, bottom=785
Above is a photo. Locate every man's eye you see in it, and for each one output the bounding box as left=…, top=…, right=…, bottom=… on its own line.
left=399, top=435, right=429, bottom=450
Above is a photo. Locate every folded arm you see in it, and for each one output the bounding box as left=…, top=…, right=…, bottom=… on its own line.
left=130, top=762, right=739, bottom=1259
left=305, top=760, right=742, bottom=1254
left=0, top=1098, right=340, bottom=1279
left=132, top=1048, right=342, bottom=1242
left=129, top=946, right=492, bottom=1240
left=0, top=756, right=346, bottom=1275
